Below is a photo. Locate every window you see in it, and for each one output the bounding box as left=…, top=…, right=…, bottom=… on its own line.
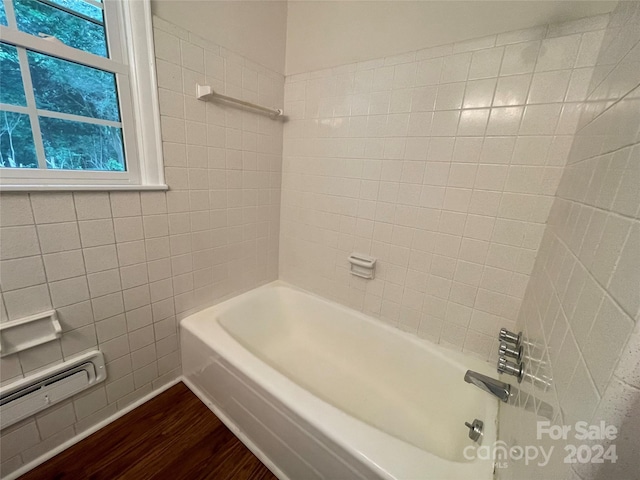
left=0, top=0, right=165, bottom=190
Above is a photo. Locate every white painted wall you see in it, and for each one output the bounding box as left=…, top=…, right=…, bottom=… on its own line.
left=151, top=0, right=288, bottom=74
left=285, top=0, right=617, bottom=74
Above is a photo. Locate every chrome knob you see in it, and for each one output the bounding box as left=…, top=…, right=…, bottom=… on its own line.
left=499, top=341, right=523, bottom=362
left=464, top=418, right=483, bottom=443
left=499, top=328, right=522, bottom=348
left=497, top=356, right=524, bottom=383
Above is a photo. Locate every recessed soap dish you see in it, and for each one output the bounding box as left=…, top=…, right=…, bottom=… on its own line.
left=348, top=253, right=376, bottom=279
left=0, top=310, right=62, bottom=357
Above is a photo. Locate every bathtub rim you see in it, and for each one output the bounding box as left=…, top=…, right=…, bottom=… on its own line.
left=181, top=280, right=498, bottom=480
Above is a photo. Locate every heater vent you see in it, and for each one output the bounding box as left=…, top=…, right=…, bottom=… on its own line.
left=0, top=351, right=106, bottom=430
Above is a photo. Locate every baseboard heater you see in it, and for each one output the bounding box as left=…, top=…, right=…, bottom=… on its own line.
left=0, top=351, right=106, bottom=430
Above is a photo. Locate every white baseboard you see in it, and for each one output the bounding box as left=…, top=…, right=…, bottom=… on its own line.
left=5, top=377, right=182, bottom=480
left=181, top=377, right=288, bottom=480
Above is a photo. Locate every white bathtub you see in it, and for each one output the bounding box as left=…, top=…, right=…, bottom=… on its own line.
left=181, top=281, right=498, bottom=480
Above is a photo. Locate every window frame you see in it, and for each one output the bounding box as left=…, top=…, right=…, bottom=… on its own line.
left=0, top=0, right=166, bottom=191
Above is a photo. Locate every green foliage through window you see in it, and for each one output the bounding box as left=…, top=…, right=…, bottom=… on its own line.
left=40, top=117, right=125, bottom=171
left=28, top=50, right=120, bottom=122
left=0, top=43, right=27, bottom=106
left=0, top=0, right=126, bottom=172
left=14, top=0, right=107, bottom=57
left=0, top=0, right=8, bottom=26
left=48, top=0, right=103, bottom=22
left=0, top=111, right=38, bottom=168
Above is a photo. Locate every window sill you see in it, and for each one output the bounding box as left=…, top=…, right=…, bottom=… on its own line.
left=0, top=184, right=169, bottom=192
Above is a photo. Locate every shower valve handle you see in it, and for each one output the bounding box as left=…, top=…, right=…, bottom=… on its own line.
left=497, top=356, right=524, bottom=383
left=499, top=328, right=522, bottom=348
left=499, top=342, right=523, bottom=362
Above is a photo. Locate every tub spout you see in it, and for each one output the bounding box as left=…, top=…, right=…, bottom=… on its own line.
left=464, top=370, right=511, bottom=403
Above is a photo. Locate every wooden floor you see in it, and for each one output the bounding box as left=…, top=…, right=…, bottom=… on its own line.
left=21, top=382, right=277, bottom=480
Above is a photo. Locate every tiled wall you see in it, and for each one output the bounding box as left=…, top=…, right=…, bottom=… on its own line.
left=0, top=16, right=283, bottom=476
left=498, top=2, right=640, bottom=479
left=280, top=15, right=608, bottom=360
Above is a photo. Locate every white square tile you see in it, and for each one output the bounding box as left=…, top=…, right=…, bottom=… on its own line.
left=486, top=107, right=523, bottom=136
left=18, top=341, right=63, bottom=373
left=435, top=82, right=465, bottom=110
left=0, top=422, right=40, bottom=459
left=54, top=301, right=92, bottom=332
left=415, top=57, right=443, bottom=86
left=105, top=374, right=134, bottom=403
left=0, top=226, right=40, bottom=260
left=106, top=355, right=132, bottom=382
left=591, top=214, right=632, bottom=288
left=74, top=193, right=112, bottom=220
left=575, top=30, right=605, bottom=68
left=0, top=194, right=33, bottom=227
left=93, top=293, right=126, bottom=327
left=448, top=164, right=477, bottom=188
left=535, top=35, right=581, bottom=72
left=129, top=325, right=154, bottom=351
left=79, top=219, right=115, bottom=248
left=440, top=52, right=471, bottom=82
left=0, top=352, right=22, bottom=386
left=583, top=296, right=634, bottom=393
left=500, top=41, right=540, bottom=75
left=37, top=222, right=81, bottom=254
left=30, top=193, right=76, bottom=224
left=100, top=334, right=130, bottom=363
left=87, top=269, right=122, bottom=298
left=49, top=276, right=90, bottom=308
left=608, top=224, right=640, bottom=317
left=73, top=386, right=108, bottom=420
left=178, top=37, right=206, bottom=73
left=493, top=74, right=531, bottom=106
left=95, top=313, right=127, bottom=343
left=475, top=164, right=508, bottom=191
left=126, top=305, right=153, bottom=332
left=153, top=28, right=181, bottom=64
left=527, top=70, right=571, bottom=104
left=131, top=344, right=157, bottom=370
left=140, top=192, right=168, bottom=216
left=158, top=88, right=184, bottom=119
left=393, top=62, right=416, bottom=89
left=114, top=217, right=144, bottom=243
left=61, top=324, right=97, bottom=357
left=0, top=256, right=45, bottom=291
left=123, top=285, right=151, bottom=311
left=431, top=111, right=460, bottom=136
left=562, top=357, right=600, bottom=426
left=133, top=362, right=158, bottom=389
left=117, top=241, right=147, bottom=267
left=83, top=245, right=118, bottom=274
left=145, top=237, right=171, bottom=261
left=519, top=104, right=562, bottom=135
left=457, top=109, right=489, bottom=136
left=463, top=78, right=496, bottom=109
left=480, top=137, right=516, bottom=164
left=154, top=316, right=177, bottom=340
left=156, top=56, right=185, bottom=92
left=110, top=192, right=141, bottom=218
left=120, top=263, right=149, bottom=290
left=3, top=284, right=52, bottom=320
left=43, top=250, right=85, bottom=282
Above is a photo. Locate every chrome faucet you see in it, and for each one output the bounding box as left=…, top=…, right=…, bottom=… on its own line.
left=464, top=370, right=511, bottom=403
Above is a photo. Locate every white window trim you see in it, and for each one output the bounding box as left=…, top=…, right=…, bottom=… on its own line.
left=0, top=0, right=167, bottom=191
